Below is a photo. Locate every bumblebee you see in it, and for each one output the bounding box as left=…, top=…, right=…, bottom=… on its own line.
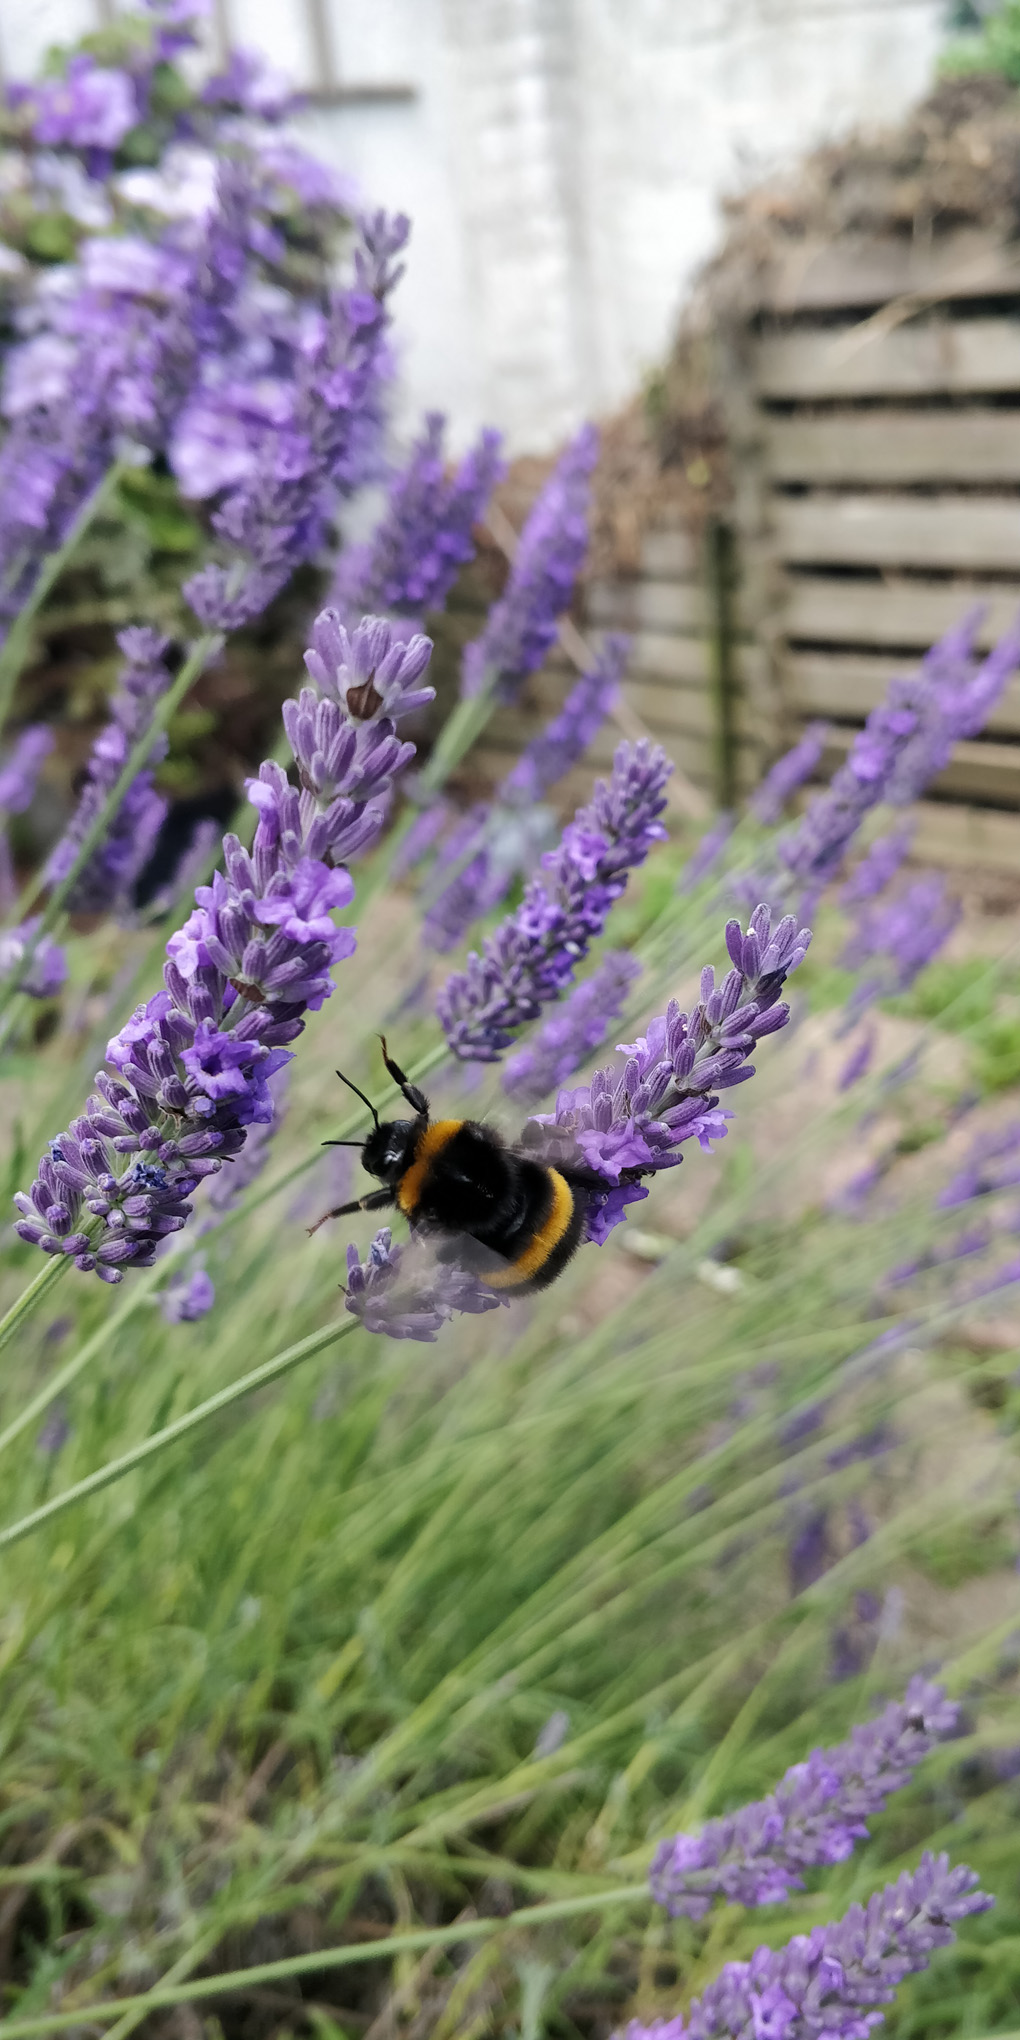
left=309, top=1038, right=598, bottom=1293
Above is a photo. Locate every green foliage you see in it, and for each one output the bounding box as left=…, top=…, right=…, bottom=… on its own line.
left=942, top=1, right=1020, bottom=79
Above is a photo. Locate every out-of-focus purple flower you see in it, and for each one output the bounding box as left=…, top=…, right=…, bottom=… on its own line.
left=529, top=905, right=810, bottom=1243
left=37, top=1400, right=71, bottom=1456
left=184, top=211, right=407, bottom=630
left=461, top=424, right=598, bottom=702
left=437, top=738, right=671, bottom=1059
left=752, top=722, right=828, bottom=825
left=205, top=1063, right=289, bottom=1216
left=17, top=54, right=138, bottom=153
left=681, top=812, right=734, bottom=891
left=628, top=1852, right=990, bottom=2040
left=939, top=1121, right=1020, bottom=1208
left=331, top=412, right=505, bottom=626
left=649, top=1675, right=958, bottom=1920
left=202, top=47, right=297, bottom=121
left=840, top=823, right=914, bottom=906
left=882, top=1221, right=991, bottom=1291
left=838, top=1025, right=876, bottom=1092
left=159, top=1262, right=215, bottom=1323
left=14, top=615, right=432, bottom=1283
left=788, top=1507, right=831, bottom=1595
left=0, top=918, right=67, bottom=998
left=503, top=952, right=642, bottom=1105
left=421, top=637, right=627, bottom=953
left=343, top=1227, right=507, bottom=1341
left=0, top=726, right=52, bottom=814
left=840, top=874, right=960, bottom=1022
left=765, top=615, right=1020, bottom=910
left=45, top=627, right=172, bottom=917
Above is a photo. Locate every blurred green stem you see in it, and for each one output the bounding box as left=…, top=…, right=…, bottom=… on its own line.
left=0, top=1253, right=68, bottom=1360
left=0, top=462, right=125, bottom=739
left=0, top=1885, right=649, bottom=2036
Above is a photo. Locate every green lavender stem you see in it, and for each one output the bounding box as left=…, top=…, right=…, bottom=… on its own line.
left=0, top=1316, right=358, bottom=1553
left=0, top=462, right=125, bottom=738
left=0, top=1885, right=648, bottom=2036
left=0, top=1253, right=68, bottom=1360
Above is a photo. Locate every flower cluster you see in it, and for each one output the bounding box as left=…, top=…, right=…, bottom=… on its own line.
left=840, top=824, right=914, bottom=906
left=625, top=1853, right=991, bottom=2040
left=939, top=1121, right=1020, bottom=1209
left=13, top=614, right=433, bottom=1281
left=650, top=1676, right=957, bottom=1919
left=343, top=1228, right=508, bottom=1342
left=437, top=738, right=671, bottom=1059
left=840, top=874, right=961, bottom=1024
left=460, top=423, right=598, bottom=701
left=330, top=411, right=505, bottom=627
left=421, top=636, right=627, bottom=953
left=503, top=951, right=642, bottom=1105
left=45, top=626, right=173, bottom=916
left=184, top=210, right=407, bottom=631
left=530, top=905, right=810, bottom=1242
left=752, top=721, right=828, bottom=825
left=771, top=614, right=1020, bottom=909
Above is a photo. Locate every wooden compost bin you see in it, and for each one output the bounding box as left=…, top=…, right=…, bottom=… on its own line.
left=723, top=227, right=1020, bottom=869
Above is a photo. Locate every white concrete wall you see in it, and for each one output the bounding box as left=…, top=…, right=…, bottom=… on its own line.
left=1, top=0, right=949, bottom=451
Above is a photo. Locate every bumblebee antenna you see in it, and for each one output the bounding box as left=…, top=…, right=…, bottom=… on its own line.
left=334, top=1068, right=380, bottom=1128
left=321, top=1139, right=366, bottom=1148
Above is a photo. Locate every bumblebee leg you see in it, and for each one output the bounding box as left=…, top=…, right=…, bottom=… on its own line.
left=379, top=1034, right=429, bottom=1116
left=307, top=1187, right=394, bottom=1237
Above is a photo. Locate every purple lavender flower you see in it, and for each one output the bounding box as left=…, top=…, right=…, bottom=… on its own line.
left=752, top=722, right=828, bottom=825
left=184, top=212, right=407, bottom=631
left=45, top=627, right=172, bottom=916
left=650, top=1676, right=957, bottom=1921
left=461, top=423, right=598, bottom=702
left=840, top=824, right=914, bottom=906
left=437, top=740, right=671, bottom=1060
left=939, top=1122, right=1020, bottom=1208
left=205, top=1065, right=289, bottom=1217
left=681, top=812, right=734, bottom=891
left=421, top=638, right=627, bottom=955
left=627, top=1852, right=991, bottom=2040
left=503, top=952, right=642, bottom=1105
left=159, top=1262, right=215, bottom=1323
left=838, top=1026, right=876, bottom=1093
left=0, top=918, right=67, bottom=998
left=529, top=905, right=810, bottom=1243
left=14, top=615, right=433, bottom=1282
left=330, top=412, right=505, bottom=626
left=18, top=54, right=139, bottom=152
left=770, top=615, right=1020, bottom=909
left=343, top=1227, right=507, bottom=1342
left=0, top=725, right=52, bottom=814
left=840, top=874, right=960, bottom=1021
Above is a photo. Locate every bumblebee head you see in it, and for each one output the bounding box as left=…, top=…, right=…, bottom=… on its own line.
left=362, top=1118, right=420, bottom=1184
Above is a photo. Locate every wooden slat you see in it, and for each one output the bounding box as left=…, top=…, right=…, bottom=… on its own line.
left=776, top=494, right=1020, bottom=572
left=818, top=724, right=1020, bottom=806
left=587, top=578, right=708, bottom=633
left=760, top=231, right=1020, bottom=315
left=757, top=318, right=1020, bottom=402
left=788, top=651, right=1020, bottom=738
left=910, top=798, right=1020, bottom=872
left=767, top=410, right=1020, bottom=486
left=639, top=527, right=698, bottom=579
left=785, top=576, right=1020, bottom=650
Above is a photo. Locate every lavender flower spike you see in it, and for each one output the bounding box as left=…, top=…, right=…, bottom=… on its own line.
left=46, top=626, right=172, bottom=917
left=0, top=725, right=52, bottom=815
left=0, top=917, right=67, bottom=998
left=437, top=738, right=671, bottom=1060
left=752, top=722, right=828, bottom=825
left=461, top=422, right=598, bottom=702
left=344, top=1228, right=507, bottom=1342
left=14, top=616, right=433, bottom=1282
left=531, top=904, right=811, bottom=1243
left=331, top=412, right=505, bottom=626
left=625, top=1851, right=991, bottom=2040
left=503, top=951, right=641, bottom=1105
left=650, top=1675, right=957, bottom=1920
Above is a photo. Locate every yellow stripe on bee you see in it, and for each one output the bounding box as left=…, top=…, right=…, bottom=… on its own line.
left=485, top=1169, right=574, bottom=1290
left=396, top=1119, right=463, bottom=1217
